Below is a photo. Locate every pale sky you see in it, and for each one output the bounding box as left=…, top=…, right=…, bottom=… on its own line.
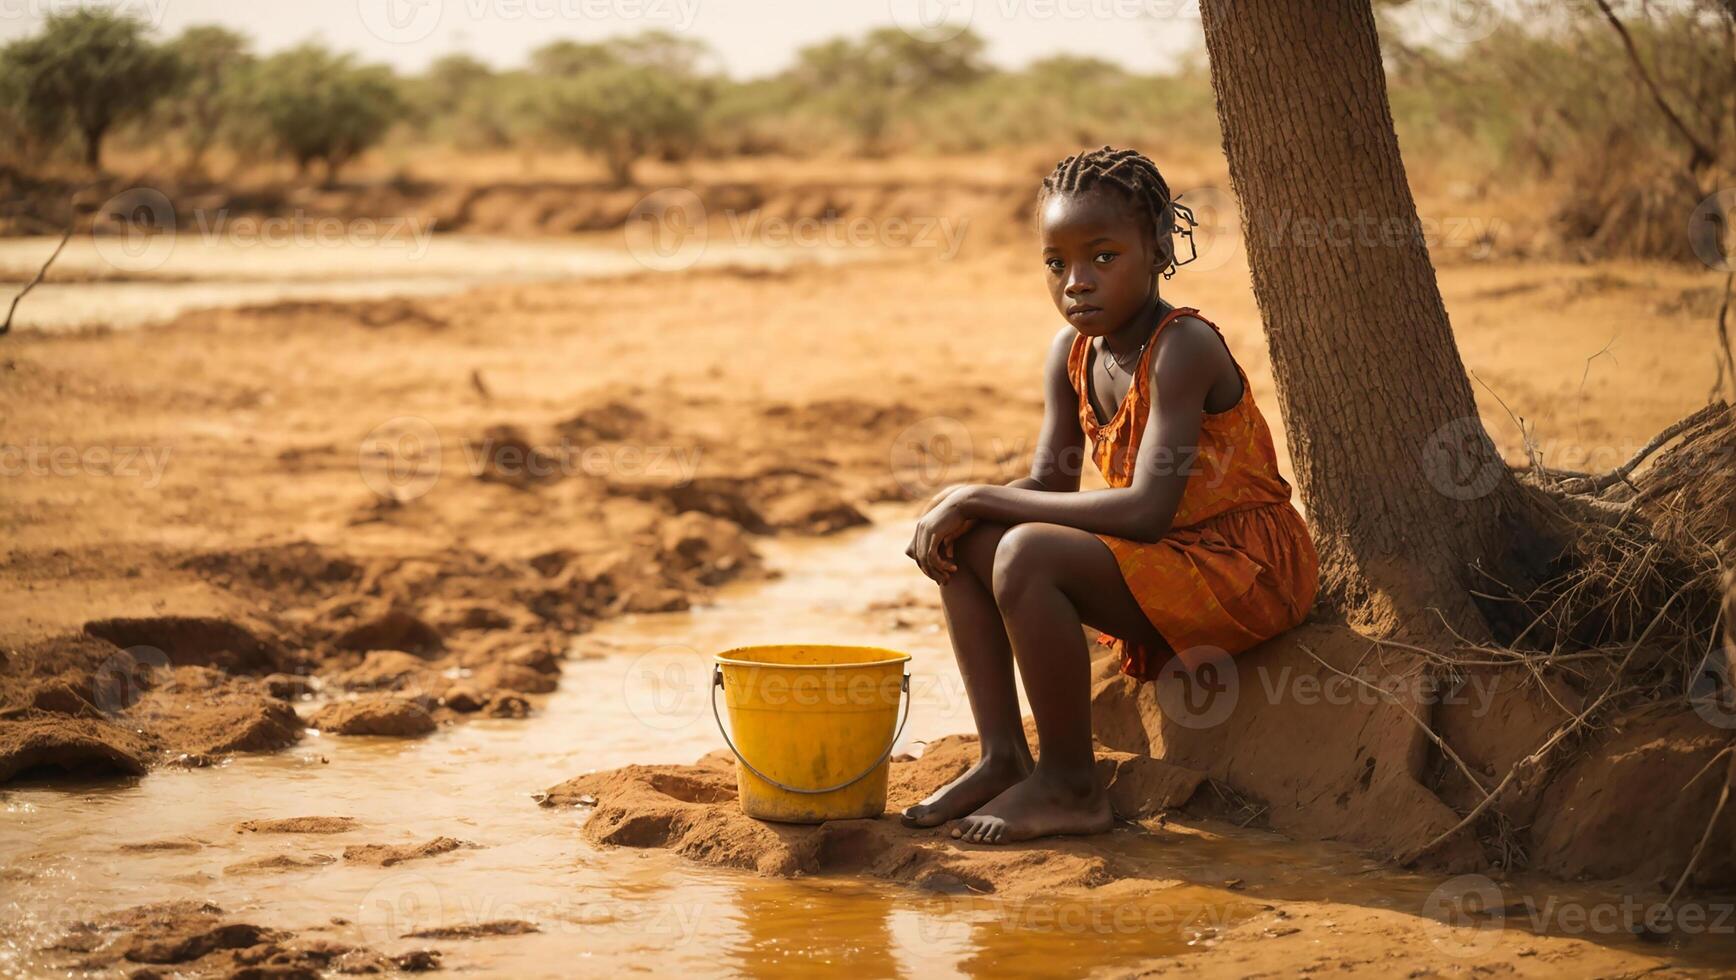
left=1, top=0, right=1210, bottom=76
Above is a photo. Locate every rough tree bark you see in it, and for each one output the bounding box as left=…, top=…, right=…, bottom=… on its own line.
left=1196, top=0, right=1564, bottom=641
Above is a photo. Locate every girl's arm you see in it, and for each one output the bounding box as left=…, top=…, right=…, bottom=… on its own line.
left=908, top=328, right=1084, bottom=578
left=951, top=317, right=1229, bottom=543
left=1019, top=326, right=1088, bottom=493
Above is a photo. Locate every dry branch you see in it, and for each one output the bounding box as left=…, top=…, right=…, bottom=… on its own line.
left=1, top=224, right=72, bottom=337
left=1590, top=0, right=1717, bottom=171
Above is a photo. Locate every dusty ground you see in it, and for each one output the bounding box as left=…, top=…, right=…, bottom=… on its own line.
left=3, top=155, right=1733, bottom=975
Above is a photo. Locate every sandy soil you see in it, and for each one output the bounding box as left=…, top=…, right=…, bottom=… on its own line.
left=3, top=159, right=1733, bottom=975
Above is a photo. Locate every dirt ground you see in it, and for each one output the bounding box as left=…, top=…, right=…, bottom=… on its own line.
left=3, top=156, right=1733, bottom=975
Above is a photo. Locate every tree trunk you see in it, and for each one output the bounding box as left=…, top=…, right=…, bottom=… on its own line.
left=83, top=125, right=104, bottom=172
left=1196, top=0, right=1561, bottom=640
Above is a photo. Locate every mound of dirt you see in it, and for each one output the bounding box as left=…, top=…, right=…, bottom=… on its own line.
left=124, top=667, right=303, bottom=755
left=311, top=696, right=438, bottom=737
left=342, top=836, right=473, bottom=867
left=1089, top=625, right=1487, bottom=870
left=38, top=899, right=440, bottom=976
left=82, top=616, right=293, bottom=674
left=540, top=733, right=1202, bottom=899
left=618, top=469, right=868, bottom=536
left=0, top=713, right=151, bottom=782
left=558, top=400, right=665, bottom=442
left=330, top=650, right=443, bottom=693
left=178, top=542, right=361, bottom=598
left=329, top=609, right=444, bottom=657
left=1090, top=624, right=1736, bottom=886
left=1530, top=708, right=1736, bottom=885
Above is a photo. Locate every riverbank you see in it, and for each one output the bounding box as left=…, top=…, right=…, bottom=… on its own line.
left=3, top=204, right=1733, bottom=973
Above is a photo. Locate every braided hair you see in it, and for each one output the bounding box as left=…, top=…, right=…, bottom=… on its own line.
left=1039, top=146, right=1198, bottom=280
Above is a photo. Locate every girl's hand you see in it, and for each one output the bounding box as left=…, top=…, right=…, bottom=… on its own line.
left=906, top=494, right=975, bottom=584
left=917, top=482, right=972, bottom=518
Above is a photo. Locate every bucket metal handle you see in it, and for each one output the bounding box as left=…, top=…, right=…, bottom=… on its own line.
left=711, top=663, right=912, bottom=796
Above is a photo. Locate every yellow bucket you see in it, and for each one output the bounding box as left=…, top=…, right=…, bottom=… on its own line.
left=711, top=645, right=911, bottom=823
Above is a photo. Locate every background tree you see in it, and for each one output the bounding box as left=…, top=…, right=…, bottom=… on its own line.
left=530, top=32, right=713, bottom=184
left=786, top=28, right=986, bottom=155
left=161, top=25, right=251, bottom=176
left=0, top=9, right=181, bottom=171
left=1195, top=0, right=1565, bottom=639
left=242, top=43, right=404, bottom=184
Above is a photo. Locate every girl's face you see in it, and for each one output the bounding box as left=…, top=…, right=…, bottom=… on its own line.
left=1040, top=189, right=1165, bottom=337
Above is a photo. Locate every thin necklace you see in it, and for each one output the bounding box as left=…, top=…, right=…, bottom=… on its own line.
left=1100, top=303, right=1169, bottom=377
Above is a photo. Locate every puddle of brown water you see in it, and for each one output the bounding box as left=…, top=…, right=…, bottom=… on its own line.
left=3, top=514, right=1734, bottom=976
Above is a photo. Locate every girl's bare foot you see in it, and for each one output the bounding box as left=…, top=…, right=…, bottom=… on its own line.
left=949, top=769, right=1113, bottom=844
left=900, top=751, right=1032, bottom=828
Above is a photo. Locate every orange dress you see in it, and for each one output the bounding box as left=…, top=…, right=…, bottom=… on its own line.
left=1069, top=306, right=1319, bottom=681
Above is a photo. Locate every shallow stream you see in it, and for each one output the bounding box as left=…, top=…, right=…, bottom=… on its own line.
left=2, top=519, right=1729, bottom=976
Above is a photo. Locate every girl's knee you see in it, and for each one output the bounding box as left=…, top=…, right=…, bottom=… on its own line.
left=991, top=524, right=1063, bottom=605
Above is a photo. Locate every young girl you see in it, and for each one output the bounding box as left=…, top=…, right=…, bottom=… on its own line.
left=902, top=146, right=1319, bottom=844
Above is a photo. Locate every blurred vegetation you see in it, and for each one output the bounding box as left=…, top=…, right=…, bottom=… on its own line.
left=0, top=2, right=1730, bottom=260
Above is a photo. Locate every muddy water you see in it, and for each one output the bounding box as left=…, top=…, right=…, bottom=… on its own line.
left=0, top=233, right=864, bottom=332
left=1, top=517, right=1729, bottom=976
